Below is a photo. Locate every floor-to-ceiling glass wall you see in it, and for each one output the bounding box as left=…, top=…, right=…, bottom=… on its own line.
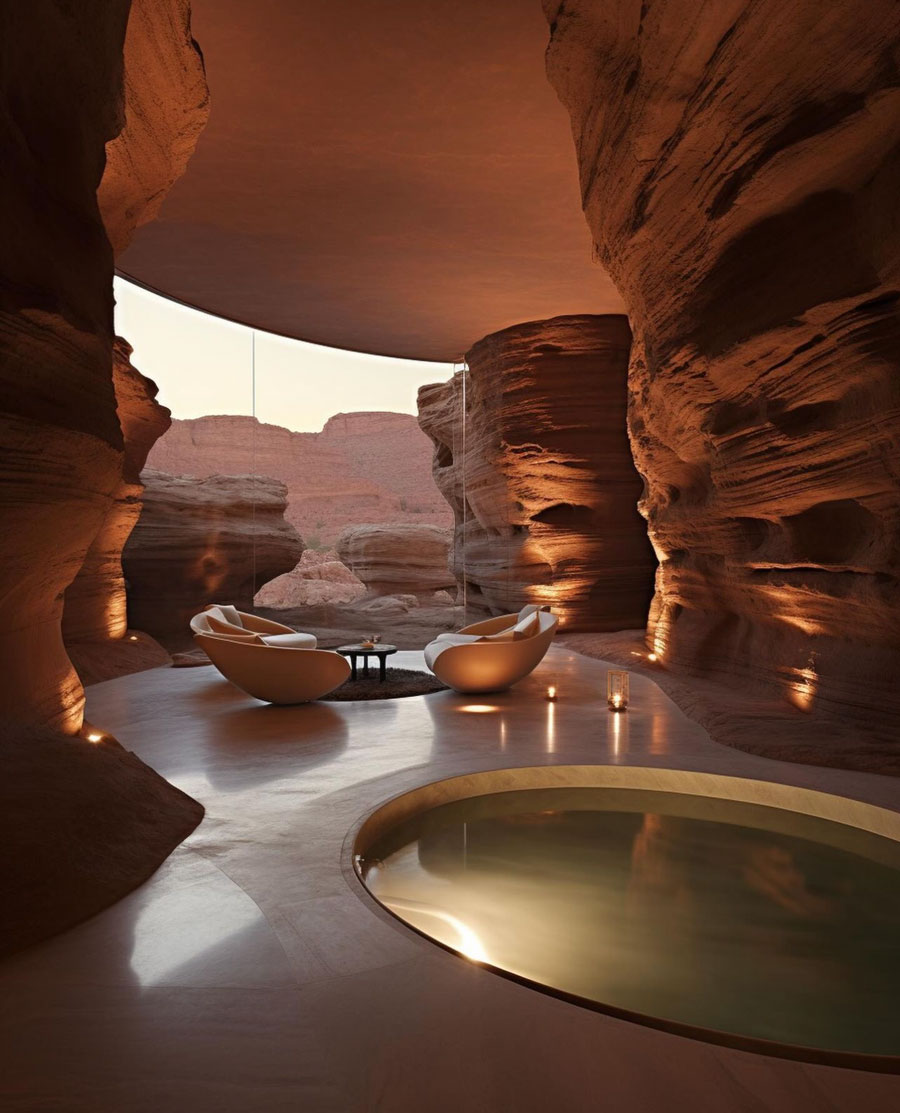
left=115, top=278, right=462, bottom=649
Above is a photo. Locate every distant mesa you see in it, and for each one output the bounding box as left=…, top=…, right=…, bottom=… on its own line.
left=146, top=411, right=453, bottom=549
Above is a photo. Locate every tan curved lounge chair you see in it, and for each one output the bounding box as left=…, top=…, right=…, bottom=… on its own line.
left=194, top=632, right=350, bottom=704
left=190, top=604, right=317, bottom=648
left=424, top=608, right=557, bottom=694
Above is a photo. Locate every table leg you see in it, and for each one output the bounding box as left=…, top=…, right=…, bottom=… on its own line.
left=350, top=654, right=358, bottom=682
left=379, top=654, right=386, bottom=682
left=363, top=655, right=370, bottom=677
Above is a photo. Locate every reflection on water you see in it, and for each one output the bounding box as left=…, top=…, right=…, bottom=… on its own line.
left=362, top=788, right=900, bottom=1056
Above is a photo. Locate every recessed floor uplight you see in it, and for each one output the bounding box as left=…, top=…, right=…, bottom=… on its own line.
left=86, top=732, right=103, bottom=743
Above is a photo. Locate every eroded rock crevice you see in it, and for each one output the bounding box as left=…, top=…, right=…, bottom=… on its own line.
left=418, top=314, right=656, bottom=631
left=545, top=0, right=900, bottom=739
left=0, top=1, right=208, bottom=954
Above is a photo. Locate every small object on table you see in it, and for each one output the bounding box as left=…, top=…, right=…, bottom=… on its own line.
left=337, top=643, right=398, bottom=682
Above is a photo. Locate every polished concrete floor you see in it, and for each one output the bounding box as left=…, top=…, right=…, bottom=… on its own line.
left=1, top=647, right=898, bottom=1112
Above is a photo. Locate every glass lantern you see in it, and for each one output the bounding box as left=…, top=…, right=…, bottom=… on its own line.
left=607, top=670, right=629, bottom=712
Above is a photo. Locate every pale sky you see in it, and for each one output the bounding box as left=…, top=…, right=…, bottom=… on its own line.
left=113, top=277, right=454, bottom=433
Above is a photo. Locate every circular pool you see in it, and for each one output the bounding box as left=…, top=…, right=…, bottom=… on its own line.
left=354, top=768, right=900, bottom=1070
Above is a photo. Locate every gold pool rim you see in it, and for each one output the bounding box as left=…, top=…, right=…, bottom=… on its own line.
left=349, top=765, right=900, bottom=1075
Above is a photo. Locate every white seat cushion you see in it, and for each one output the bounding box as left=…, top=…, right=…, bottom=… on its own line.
left=207, top=613, right=253, bottom=636
left=217, top=604, right=244, bottom=627
left=511, top=610, right=540, bottom=638
left=259, top=632, right=318, bottom=649
left=517, top=603, right=541, bottom=622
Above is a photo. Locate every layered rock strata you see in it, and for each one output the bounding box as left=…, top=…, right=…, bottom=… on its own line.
left=148, top=412, right=452, bottom=547
left=418, top=315, right=655, bottom=630
left=123, top=470, right=305, bottom=638
left=63, top=339, right=172, bottom=678
left=99, top=0, right=209, bottom=256
left=0, top=2, right=130, bottom=732
left=545, top=1, right=900, bottom=736
left=61, top=0, right=208, bottom=685
left=0, top=2, right=206, bottom=954
left=62, top=338, right=171, bottom=642
left=337, top=524, right=454, bottom=598
left=0, top=0, right=207, bottom=732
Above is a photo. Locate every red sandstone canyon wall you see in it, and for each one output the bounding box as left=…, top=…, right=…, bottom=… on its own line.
left=0, top=1, right=207, bottom=732
left=545, top=1, right=900, bottom=734
left=63, top=339, right=171, bottom=645
left=61, top=0, right=209, bottom=684
left=0, top=1, right=132, bottom=732
left=99, top=0, right=210, bottom=257
left=123, top=470, right=305, bottom=638
left=63, top=339, right=174, bottom=683
left=0, top=2, right=207, bottom=955
left=418, top=315, right=655, bottom=630
left=147, top=411, right=453, bottom=547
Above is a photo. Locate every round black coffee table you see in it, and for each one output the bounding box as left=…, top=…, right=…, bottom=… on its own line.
left=337, top=644, right=398, bottom=682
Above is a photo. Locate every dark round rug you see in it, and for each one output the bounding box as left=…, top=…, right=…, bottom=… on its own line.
left=322, top=667, right=447, bottom=701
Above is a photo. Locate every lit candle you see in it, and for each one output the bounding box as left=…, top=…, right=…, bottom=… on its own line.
left=546, top=685, right=558, bottom=702
left=607, top=669, right=630, bottom=712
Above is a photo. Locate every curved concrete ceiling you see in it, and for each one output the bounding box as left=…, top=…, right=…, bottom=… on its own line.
left=117, top=0, right=624, bottom=361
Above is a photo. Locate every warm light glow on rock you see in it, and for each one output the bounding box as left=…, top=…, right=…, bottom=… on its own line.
left=774, top=613, right=826, bottom=637
left=785, top=663, right=818, bottom=712
left=418, top=317, right=654, bottom=633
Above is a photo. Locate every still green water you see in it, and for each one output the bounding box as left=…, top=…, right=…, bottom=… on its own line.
left=362, top=788, right=900, bottom=1057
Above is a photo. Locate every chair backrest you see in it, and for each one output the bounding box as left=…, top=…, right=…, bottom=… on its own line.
left=195, top=633, right=350, bottom=704
left=534, top=609, right=557, bottom=637
left=189, top=605, right=239, bottom=635
left=426, top=608, right=557, bottom=693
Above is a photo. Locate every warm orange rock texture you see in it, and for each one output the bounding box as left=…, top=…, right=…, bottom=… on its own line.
left=63, top=338, right=173, bottom=681
left=545, top=2, right=900, bottom=736
left=418, top=315, right=654, bottom=630
left=123, top=470, right=305, bottom=638
left=99, top=0, right=210, bottom=256
left=0, top=2, right=207, bottom=954
left=1, top=3, right=128, bottom=732
left=62, top=0, right=209, bottom=684
left=0, top=0, right=207, bottom=733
